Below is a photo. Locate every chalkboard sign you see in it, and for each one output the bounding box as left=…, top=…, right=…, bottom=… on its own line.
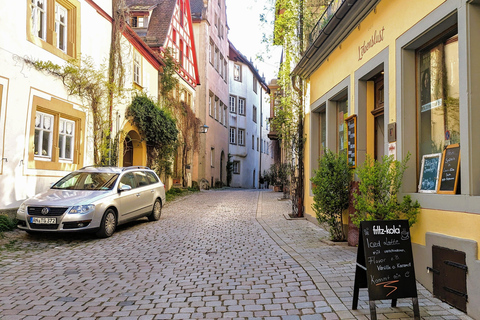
left=418, top=153, right=442, bottom=193
left=345, top=115, right=356, bottom=168
left=438, top=144, right=460, bottom=194
left=352, top=220, right=419, bottom=319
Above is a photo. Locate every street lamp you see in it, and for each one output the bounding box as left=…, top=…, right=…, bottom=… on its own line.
left=199, top=124, right=209, bottom=134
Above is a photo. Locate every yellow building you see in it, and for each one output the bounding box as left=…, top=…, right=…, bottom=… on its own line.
left=296, top=0, right=480, bottom=318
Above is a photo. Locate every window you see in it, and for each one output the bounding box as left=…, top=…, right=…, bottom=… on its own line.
left=34, top=112, right=54, bottom=159
left=179, top=40, right=184, bottom=67
left=214, top=97, right=219, bottom=120
left=209, top=39, right=214, bottom=65
left=337, top=97, right=348, bottom=153
left=223, top=105, right=227, bottom=126
left=214, top=46, right=219, bottom=71
left=131, top=16, right=144, bottom=28
left=253, top=76, right=258, bottom=94
left=233, top=161, right=240, bottom=174
left=229, top=127, right=236, bottom=144
left=220, top=55, right=224, bottom=78
left=319, top=109, right=326, bottom=158
left=238, top=129, right=245, bottom=146
left=29, top=95, right=85, bottom=170
left=28, top=0, right=79, bottom=59
left=209, top=93, right=214, bottom=117
left=253, top=105, right=257, bottom=123
left=418, top=34, right=459, bottom=160
left=252, top=135, right=254, bottom=150
left=257, top=137, right=259, bottom=151
left=55, top=3, right=67, bottom=52
left=133, top=51, right=141, bottom=85
left=58, top=118, right=75, bottom=161
left=211, top=148, right=215, bottom=167
left=31, top=0, right=46, bottom=40
left=234, top=64, right=241, bottom=82
left=224, top=60, right=228, bottom=81
left=238, top=98, right=245, bottom=115
left=229, top=95, right=236, bottom=113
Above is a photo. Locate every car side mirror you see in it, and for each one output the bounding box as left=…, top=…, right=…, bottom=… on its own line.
left=119, top=184, right=132, bottom=192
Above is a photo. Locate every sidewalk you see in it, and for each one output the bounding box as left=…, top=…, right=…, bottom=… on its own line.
left=256, top=190, right=473, bottom=320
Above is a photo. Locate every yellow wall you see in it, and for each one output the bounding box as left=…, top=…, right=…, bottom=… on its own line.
left=411, top=209, right=480, bottom=258
left=305, top=0, right=448, bottom=242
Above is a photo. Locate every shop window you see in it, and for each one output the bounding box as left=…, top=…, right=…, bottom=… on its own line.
left=319, top=110, right=326, bottom=158
left=418, top=34, right=459, bottom=159
left=337, top=97, right=348, bottom=154
left=27, top=0, right=79, bottom=59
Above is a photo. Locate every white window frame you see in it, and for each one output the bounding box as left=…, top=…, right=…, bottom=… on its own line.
left=31, top=0, right=47, bottom=40
left=134, top=51, right=141, bottom=85
left=59, top=118, right=75, bottom=161
left=229, top=95, right=236, bottom=113
left=229, top=127, right=237, bottom=144
left=55, top=2, right=68, bottom=52
left=238, top=129, right=245, bottom=146
left=238, top=98, right=245, bottom=115
left=34, top=111, right=54, bottom=160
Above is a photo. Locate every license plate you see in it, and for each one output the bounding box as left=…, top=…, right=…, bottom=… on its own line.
left=30, top=217, right=57, bottom=224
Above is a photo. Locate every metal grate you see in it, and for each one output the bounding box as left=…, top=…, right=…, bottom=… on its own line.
left=28, top=207, right=69, bottom=216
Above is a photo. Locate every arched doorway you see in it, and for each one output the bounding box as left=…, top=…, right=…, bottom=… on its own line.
left=122, top=130, right=144, bottom=167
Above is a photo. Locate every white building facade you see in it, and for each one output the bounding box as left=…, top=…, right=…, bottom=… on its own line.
left=228, top=42, right=272, bottom=189
left=0, top=0, right=162, bottom=211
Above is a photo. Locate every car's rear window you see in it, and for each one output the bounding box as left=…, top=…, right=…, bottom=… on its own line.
left=52, top=172, right=119, bottom=190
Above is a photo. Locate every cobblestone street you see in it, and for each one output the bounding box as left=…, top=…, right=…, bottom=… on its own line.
left=0, top=190, right=473, bottom=319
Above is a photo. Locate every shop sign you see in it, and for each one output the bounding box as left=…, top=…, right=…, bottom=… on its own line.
left=358, top=27, right=385, bottom=61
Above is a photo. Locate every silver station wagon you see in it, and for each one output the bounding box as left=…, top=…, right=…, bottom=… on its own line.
left=16, top=166, right=166, bottom=238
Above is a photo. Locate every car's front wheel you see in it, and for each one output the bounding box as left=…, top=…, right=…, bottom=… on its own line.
left=148, top=199, right=162, bottom=221
left=96, top=209, right=116, bottom=238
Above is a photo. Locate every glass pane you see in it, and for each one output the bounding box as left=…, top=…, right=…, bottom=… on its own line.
left=59, top=135, right=65, bottom=158
left=35, top=114, right=41, bottom=128
left=34, top=129, right=41, bottom=155
left=42, top=131, right=50, bottom=156
left=337, top=99, right=348, bottom=153
left=419, top=36, right=459, bottom=158
left=43, top=115, right=51, bottom=130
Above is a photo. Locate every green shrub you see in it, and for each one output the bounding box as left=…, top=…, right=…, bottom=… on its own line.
left=352, top=153, right=420, bottom=227
left=311, top=150, right=352, bottom=241
left=0, top=215, right=17, bottom=232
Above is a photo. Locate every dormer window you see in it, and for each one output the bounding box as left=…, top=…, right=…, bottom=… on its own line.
left=131, top=16, right=145, bottom=28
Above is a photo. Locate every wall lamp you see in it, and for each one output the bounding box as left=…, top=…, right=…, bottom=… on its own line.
left=199, top=124, right=209, bottom=134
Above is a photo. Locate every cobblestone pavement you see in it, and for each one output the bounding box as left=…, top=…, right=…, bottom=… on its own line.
left=0, top=189, right=473, bottom=320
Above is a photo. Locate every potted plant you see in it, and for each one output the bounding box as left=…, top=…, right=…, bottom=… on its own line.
left=311, top=150, right=352, bottom=241
left=352, top=153, right=421, bottom=229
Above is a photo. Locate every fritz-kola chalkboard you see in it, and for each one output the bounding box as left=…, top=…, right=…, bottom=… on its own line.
left=438, top=143, right=460, bottom=194
left=418, top=153, right=442, bottom=193
left=345, top=115, right=356, bottom=168
left=352, top=220, right=420, bottom=320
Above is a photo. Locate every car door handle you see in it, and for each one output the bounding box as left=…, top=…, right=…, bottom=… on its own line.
left=136, top=193, right=141, bottom=197
left=151, top=190, right=154, bottom=193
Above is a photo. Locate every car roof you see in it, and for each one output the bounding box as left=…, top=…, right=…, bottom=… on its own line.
left=78, top=166, right=153, bottom=174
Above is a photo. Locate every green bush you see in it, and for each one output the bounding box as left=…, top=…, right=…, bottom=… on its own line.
left=0, top=215, right=17, bottom=232
left=311, top=150, right=352, bottom=241
left=352, top=154, right=420, bottom=227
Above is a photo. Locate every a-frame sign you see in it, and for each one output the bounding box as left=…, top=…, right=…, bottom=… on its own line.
left=352, top=220, right=420, bottom=320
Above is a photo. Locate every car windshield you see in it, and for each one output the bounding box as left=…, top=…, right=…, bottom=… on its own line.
left=52, top=172, right=119, bottom=190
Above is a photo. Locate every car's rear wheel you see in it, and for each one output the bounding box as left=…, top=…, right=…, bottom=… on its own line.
left=148, top=199, right=162, bottom=221
left=96, top=209, right=116, bottom=238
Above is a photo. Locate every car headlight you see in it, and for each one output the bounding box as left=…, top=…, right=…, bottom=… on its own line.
left=17, top=202, right=27, bottom=214
left=68, top=204, right=95, bottom=215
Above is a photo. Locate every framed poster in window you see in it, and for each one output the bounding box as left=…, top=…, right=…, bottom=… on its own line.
left=437, top=144, right=460, bottom=194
